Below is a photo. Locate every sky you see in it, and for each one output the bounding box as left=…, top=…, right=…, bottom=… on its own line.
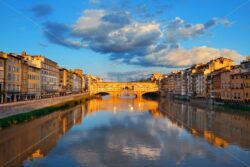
left=0, top=0, right=249, bottom=81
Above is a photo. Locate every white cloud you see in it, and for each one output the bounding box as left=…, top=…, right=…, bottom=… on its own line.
left=72, top=9, right=161, bottom=53
left=43, top=8, right=241, bottom=68
left=165, top=17, right=230, bottom=42
left=73, top=10, right=105, bottom=36
left=140, top=46, right=244, bottom=67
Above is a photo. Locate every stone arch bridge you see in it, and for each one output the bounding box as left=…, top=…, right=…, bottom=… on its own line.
left=88, top=82, right=159, bottom=97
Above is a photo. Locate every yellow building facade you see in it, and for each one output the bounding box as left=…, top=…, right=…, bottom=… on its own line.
left=74, top=69, right=85, bottom=92
left=4, top=53, right=22, bottom=102
left=21, top=53, right=41, bottom=99
left=194, top=57, right=235, bottom=97
left=31, top=56, right=59, bottom=97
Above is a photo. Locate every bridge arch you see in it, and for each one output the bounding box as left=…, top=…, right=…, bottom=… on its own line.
left=142, top=91, right=160, bottom=98
left=94, top=92, right=110, bottom=96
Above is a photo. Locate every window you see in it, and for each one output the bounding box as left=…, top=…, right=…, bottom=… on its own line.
left=0, top=71, right=3, bottom=79
left=7, top=73, right=11, bottom=81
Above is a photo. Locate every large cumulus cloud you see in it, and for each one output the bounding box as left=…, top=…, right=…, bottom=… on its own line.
left=42, top=8, right=244, bottom=68
left=129, top=46, right=244, bottom=67
left=72, top=10, right=161, bottom=53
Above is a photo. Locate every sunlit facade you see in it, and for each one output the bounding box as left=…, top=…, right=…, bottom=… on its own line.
left=160, top=57, right=250, bottom=103
left=20, top=52, right=41, bottom=100
left=0, top=51, right=86, bottom=103
left=3, top=53, right=22, bottom=102
left=31, top=56, right=59, bottom=97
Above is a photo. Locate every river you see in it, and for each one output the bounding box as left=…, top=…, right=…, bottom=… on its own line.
left=0, top=96, right=249, bottom=167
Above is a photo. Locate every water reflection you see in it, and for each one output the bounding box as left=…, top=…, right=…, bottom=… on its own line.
left=158, top=99, right=250, bottom=149
left=0, top=96, right=249, bottom=167
left=85, top=96, right=158, bottom=114
left=0, top=106, right=83, bottom=167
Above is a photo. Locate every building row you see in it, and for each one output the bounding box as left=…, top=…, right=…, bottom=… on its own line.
left=0, top=51, right=102, bottom=103
left=160, top=57, right=250, bottom=102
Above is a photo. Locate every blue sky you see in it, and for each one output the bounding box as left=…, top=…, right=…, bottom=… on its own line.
left=0, top=0, right=249, bottom=81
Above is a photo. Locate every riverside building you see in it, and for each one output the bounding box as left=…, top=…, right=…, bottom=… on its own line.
left=31, top=56, right=59, bottom=98
left=161, top=57, right=236, bottom=100
left=20, top=53, right=41, bottom=100
left=5, top=53, right=22, bottom=102
left=74, top=69, right=86, bottom=92
left=0, top=51, right=87, bottom=104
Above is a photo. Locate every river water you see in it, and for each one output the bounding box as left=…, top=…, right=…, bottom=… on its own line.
left=0, top=96, right=250, bottom=167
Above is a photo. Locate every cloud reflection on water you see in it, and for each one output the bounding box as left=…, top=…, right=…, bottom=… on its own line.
left=23, top=97, right=250, bottom=167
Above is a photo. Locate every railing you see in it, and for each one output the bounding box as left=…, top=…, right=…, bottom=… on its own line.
left=0, top=91, right=89, bottom=104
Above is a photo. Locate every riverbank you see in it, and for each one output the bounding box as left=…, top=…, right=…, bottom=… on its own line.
left=0, top=93, right=89, bottom=119
left=0, top=94, right=95, bottom=129
left=165, top=94, right=250, bottom=112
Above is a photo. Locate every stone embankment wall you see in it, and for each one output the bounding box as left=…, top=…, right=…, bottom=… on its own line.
left=161, top=92, right=215, bottom=109
left=189, top=98, right=213, bottom=109
left=0, top=93, right=88, bottom=119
